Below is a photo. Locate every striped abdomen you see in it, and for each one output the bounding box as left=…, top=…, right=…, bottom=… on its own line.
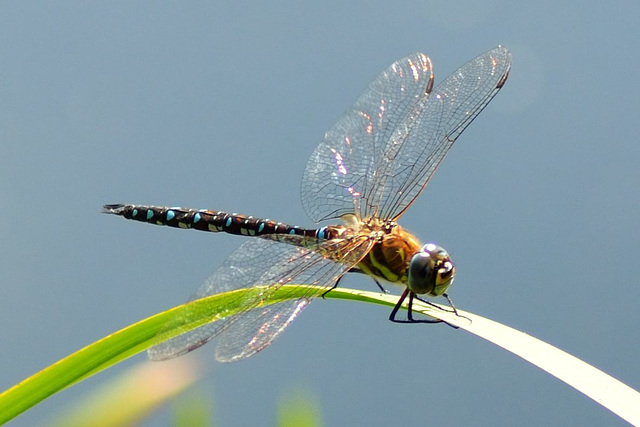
left=102, top=204, right=339, bottom=240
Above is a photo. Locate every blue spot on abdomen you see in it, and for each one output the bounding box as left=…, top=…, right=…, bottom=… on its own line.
left=317, top=226, right=328, bottom=240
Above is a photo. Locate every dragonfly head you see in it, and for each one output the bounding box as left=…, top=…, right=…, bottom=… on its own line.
left=407, top=243, right=455, bottom=296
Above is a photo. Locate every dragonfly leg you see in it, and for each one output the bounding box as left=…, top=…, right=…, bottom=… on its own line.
left=413, top=294, right=469, bottom=327
left=411, top=294, right=462, bottom=328
left=443, top=293, right=459, bottom=316
left=323, top=271, right=388, bottom=299
left=409, top=292, right=443, bottom=324
left=349, top=267, right=389, bottom=293
left=389, top=289, right=442, bottom=324
left=441, top=293, right=472, bottom=325
left=389, top=288, right=409, bottom=322
left=372, top=277, right=388, bottom=294
left=414, top=295, right=452, bottom=313
left=321, top=276, right=342, bottom=299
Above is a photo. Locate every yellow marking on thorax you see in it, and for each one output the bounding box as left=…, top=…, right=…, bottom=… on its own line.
left=366, top=249, right=401, bottom=282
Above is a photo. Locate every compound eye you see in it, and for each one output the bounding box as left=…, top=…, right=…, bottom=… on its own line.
left=407, top=251, right=436, bottom=295
left=408, top=243, right=455, bottom=296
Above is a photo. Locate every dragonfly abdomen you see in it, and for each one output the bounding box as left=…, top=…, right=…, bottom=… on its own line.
left=102, top=204, right=322, bottom=239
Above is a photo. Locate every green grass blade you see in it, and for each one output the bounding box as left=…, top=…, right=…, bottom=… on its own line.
left=0, top=285, right=639, bottom=425
left=0, top=285, right=354, bottom=424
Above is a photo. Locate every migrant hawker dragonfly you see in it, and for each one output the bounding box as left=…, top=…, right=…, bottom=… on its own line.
left=104, top=46, right=511, bottom=362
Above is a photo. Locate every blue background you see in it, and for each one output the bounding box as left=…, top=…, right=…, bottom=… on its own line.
left=1, top=1, right=638, bottom=425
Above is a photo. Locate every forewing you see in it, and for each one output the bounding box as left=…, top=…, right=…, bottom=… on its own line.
left=301, top=46, right=511, bottom=222
left=301, top=52, right=434, bottom=222
left=377, top=46, right=511, bottom=220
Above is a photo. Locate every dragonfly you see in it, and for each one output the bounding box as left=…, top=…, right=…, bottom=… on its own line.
left=104, top=46, right=511, bottom=362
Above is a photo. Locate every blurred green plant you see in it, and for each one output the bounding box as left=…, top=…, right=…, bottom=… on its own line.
left=277, top=387, right=322, bottom=427
left=47, top=358, right=202, bottom=427
left=172, top=388, right=213, bottom=427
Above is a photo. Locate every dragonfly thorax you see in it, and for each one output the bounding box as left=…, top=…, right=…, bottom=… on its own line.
left=355, top=224, right=422, bottom=285
left=407, top=243, right=455, bottom=296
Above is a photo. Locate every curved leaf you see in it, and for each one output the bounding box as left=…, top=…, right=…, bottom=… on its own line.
left=0, top=286, right=638, bottom=425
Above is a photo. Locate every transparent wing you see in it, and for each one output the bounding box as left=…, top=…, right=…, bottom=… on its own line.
left=149, top=234, right=372, bottom=362
left=148, top=239, right=273, bottom=361
left=301, top=52, right=434, bottom=222
left=301, top=46, right=511, bottom=222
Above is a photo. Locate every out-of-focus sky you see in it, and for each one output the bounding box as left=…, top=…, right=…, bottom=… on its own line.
left=1, top=1, right=638, bottom=426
